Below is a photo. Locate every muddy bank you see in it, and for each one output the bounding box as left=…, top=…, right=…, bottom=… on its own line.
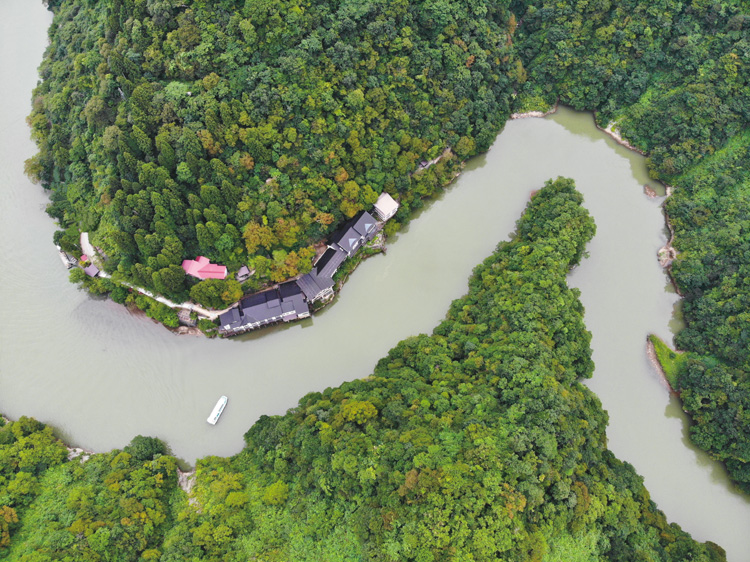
left=658, top=212, right=679, bottom=269
left=646, top=338, right=679, bottom=395
left=595, top=119, right=647, bottom=155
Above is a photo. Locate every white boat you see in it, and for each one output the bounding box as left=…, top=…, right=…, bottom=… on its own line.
left=207, top=396, right=228, bottom=425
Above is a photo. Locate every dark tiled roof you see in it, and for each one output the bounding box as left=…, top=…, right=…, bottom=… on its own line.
left=330, top=211, right=377, bottom=255
left=242, top=290, right=283, bottom=324
left=279, top=281, right=303, bottom=299
left=297, top=300, right=310, bottom=317
left=296, top=272, right=334, bottom=301
left=315, top=247, right=347, bottom=278
left=296, top=274, right=321, bottom=301
left=282, top=298, right=309, bottom=321
left=221, top=282, right=312, bottom=333
left=351, top=211, right=377, bottom=238
left=219, top=307, right=242, bottom=330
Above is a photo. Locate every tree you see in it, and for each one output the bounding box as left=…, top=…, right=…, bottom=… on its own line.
left=243, top=222, right=276, bottom=254
left=125, top=436, right=167, bottom=461
left=189, top=279, right=243, bottom=309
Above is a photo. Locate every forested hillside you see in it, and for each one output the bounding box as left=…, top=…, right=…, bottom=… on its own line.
left=511, top=0, right=750, bottom=493
left=25, top=0, right=750, bottom=531
left=1, top=180, right=724, bottom=561
left=27, top=0, right=518, bottom=301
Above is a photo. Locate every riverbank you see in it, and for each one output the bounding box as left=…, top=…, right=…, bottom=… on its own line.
left=646, top=334, right=689, bottom=392
left=510, top=103, right=559, bottom=119
left=595, top=120, right=648, bottom=155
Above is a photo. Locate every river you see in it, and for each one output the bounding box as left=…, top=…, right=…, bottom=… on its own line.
left=1, top=1, right=749, bottom=560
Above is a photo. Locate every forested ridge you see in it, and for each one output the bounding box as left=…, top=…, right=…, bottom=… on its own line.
left=23, top=0, right=750, bottom=548
left=1, top=180, right=725, bottom=560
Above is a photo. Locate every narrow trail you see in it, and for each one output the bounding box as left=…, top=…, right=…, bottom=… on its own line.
left=80, top=232, right=234, bottom=320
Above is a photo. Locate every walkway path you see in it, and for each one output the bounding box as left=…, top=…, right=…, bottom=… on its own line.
left=80, top=232, right=234, bottom=321
left=80, top=232, right=111, bottom=278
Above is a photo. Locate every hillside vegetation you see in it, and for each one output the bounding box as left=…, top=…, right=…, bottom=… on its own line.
left=511, top=0, right=750, bottom=493
left=28, top=0, right=518, bottom=302
left=1, top=180, right=725, bottom=561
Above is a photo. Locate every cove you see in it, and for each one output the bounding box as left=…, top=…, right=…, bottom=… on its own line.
left=1, top=1, right=750, bottom=560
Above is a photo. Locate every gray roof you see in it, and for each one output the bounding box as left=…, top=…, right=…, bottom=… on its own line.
left=236, top=265, right=252, bottom=280
left=241, top=290, right=283, bottom=324
left=279, top=282, right=309, bottom=320
left=296, top=272, right=335, bottom=301
left=279, top=281, right=303, bottom=299
left=330, top=211, right=377, bottom=255
left=351, top=211, right=377, bottom=237
left=220, top=283, right=311, bottom=333
left=296, top=274, right=321, bottom=301
left=315, top=247, right=347, bottom=278
left=219, top=307, right=242, bottom=330
left=83, top=264, right=100, bottom=277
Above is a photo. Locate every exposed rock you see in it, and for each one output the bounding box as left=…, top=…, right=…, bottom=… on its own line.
left=174, top=325, right=203, bottom=336
left=658, top=242, right=679, bottom=268
left=510, top=103, right=559, bottom=119
left=177, top=468, right=196, bottom=494
left=67, top=446, right=92, bottom=463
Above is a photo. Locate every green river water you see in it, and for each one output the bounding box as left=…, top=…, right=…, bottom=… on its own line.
left=1, top=1, right=749, bottom=559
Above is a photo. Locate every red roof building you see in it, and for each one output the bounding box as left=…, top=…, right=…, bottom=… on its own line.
left=181, top=256, right=227, bottom=280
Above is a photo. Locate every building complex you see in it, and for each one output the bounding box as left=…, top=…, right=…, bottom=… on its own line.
left=218, top=206, right=391, bottom=336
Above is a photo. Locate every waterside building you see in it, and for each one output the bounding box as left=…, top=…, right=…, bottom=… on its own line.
left=219, top=282, right=310, bottom=335
left=219, top=210, right=381, bottom=336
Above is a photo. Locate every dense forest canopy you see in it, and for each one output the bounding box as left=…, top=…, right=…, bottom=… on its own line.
left=509, top=0, right=750, bottom=494
left=22, top=0, right=750, bottom=552
left=0, top=180, right=725, bottom=561
left=28, top=0, right=519, bottom=301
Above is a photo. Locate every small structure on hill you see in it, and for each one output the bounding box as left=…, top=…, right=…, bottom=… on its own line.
left=373, top=192, right=399, bottom=221
left=236, top=265, right=253, bottom=282
left=83, top=264, right=100, bottom=277
left=182, top=256, right=227, bottom=280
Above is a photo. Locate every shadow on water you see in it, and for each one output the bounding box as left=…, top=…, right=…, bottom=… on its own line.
left=664, top=396, right=750, bottom=498
left=231, top=314, right=315, bottom=342
left=669, top=299, right=685, bottom=334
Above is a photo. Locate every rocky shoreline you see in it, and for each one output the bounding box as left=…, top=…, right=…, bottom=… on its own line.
left=510, top=103, right=559, bottom=120
left=595, top=120, right=647, bottom=155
